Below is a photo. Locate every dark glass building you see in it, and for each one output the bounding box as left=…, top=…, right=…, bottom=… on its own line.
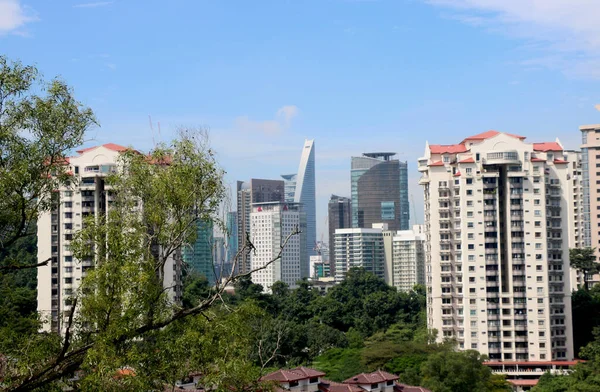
left=351, top=152, right=409, bottom=231
left=327, top=195, right=352, bottom=275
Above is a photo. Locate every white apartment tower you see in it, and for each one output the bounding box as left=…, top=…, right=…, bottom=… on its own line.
left=418, top=130, right=574, bottom=362
left=334, top=226, right=386, bottom=282
left=250, top=202, right=306, bottom=292
left=37, top=143, right=182, bottom=333
left=390, top=225, right=426, bottom=292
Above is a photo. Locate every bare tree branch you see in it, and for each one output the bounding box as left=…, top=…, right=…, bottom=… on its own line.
left=0, top=257, right=50, bottom=272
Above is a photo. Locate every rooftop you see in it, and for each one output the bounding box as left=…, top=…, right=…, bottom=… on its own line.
left=363, top=152, right=396, bottom=160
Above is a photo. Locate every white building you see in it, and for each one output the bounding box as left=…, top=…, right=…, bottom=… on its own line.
left=334, top=226, right=385, bottom=282
left=418, top=130, right=574, bottom=362
left=37, top=143, right=182, bottom=333
left=250, top=202, right=305, bottom=292
left=389, top=225, right=426, bottom=292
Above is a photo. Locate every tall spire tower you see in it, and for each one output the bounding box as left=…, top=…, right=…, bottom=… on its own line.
left=294, top=139, right=316, bottom=278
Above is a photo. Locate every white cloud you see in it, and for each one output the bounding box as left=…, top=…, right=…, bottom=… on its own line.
left=235, top=105, right=299, bottom=135
left=0, top=0, right=37, bottom=35
left=425, top=0, right=600, bottom=79
left=73, top=1, right=113, bottom=8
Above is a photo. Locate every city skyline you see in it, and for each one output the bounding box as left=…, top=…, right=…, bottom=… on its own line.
left=4, top=1, right=600, bottom=243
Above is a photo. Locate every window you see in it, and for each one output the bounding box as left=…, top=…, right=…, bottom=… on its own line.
left=466, top=178, right=473, bottom=185
left=466, top=167, right=472, bottom=174
left=467, top=190, right=473, bottom=196
left=381, top=201, right=395, bottom=220
left=467, top=222, right=474, bottom=228
left=468, top=244, right=474, bottom=250
left=468, top=256, right=475, bottom=262
left=309, top=377, right=319, bottom=384
left=467, top=200, right=473, bottom=207
left=371, top=383, right=379, bottom=389
left=443, top=156, right=450, bottom=163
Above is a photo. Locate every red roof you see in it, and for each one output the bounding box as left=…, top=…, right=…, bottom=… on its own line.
left=458, top=157, right=475, bottom=163
left=429, top=160, right=445, bottom=167
left=454, top=171, right=461, bottom=177
left=461, top=130, right=526, bottom=144
left=76, top=143, right=129, bottom=154
left=531, top=157, right=546, bottom=162
left=554, top=159, right=568, bottom=164
left=261, top=367, right=325, bottom=382
left=319, top=381, right=363, bottom=392
left=344, top=370, right=399, bottom=384
left=429, top=144, right=468, bottom=154
left=533, top=142, right=562, bottom=152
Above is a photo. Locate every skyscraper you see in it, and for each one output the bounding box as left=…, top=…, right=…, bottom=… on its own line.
left=226, top=211, right=238, bottom=263
left=388, top=225, right=426, bottom=292
left=293, top=139, right=316, bottom=278
left=328, top=195, right=352, bottom=276
left=183, top=220, right=215, bottom=284
left=334, top=225, right=386, bottom=282
left=351, top=153, right=409, bottom=231
left=250, top=202, right=306, bottom=292
left=419, top=130, right=574, bottom=361
left=236, top=179, right=285, bottom=273
left=36, top=143, right=182, bottom=333
left=578, top=125, right=600, bottom=287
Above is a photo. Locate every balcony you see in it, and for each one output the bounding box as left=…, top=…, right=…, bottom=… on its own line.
left=485, top=151, right=520, bottom=164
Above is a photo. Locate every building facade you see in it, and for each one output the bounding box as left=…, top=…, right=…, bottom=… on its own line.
left=578, top=125, right=600, bottom=287
left=293, top=139, right=316, bottom=278
left=351, top=153, right=409, bottom=231
left=36, top=143, right=182, bottom=333
left=334, top=226, right=385, bottom=282
left=183, top=220, right=215, bottom=284
left=327, top=195, right=352, bottom=276
left=281, top=173, right=297, bottom=202
left=236, top=179, right=285, bottom=274
left=390, top=225, right=426, bottom=292
left=226, top=211, right=238, bottom=264
left=250, top=202, right=306, bottom=292
left=418, top=130, right=574, bottom=361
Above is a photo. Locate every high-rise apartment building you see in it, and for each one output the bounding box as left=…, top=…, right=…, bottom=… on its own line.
left=183, top=220, right=215, bottom=284
left=250, top=202, right=306, bottom=292
left=578, top=125, right=600, bottom=287
left=293, top=140, right=316, bottom=277
left=351, top=153, right=409, bottom=231
left=387, top=225, right=426, bottom=292
left=418, top=130, right=574, bottom=361
left=563, top=149, right=586, bottom=289
left=236, top=179, right=285, bottom=274
left=37, top=143, right=182, bottom=333
left=328, top=195, right=352, bottom=276
left=334, top=226, right=386, bottom=282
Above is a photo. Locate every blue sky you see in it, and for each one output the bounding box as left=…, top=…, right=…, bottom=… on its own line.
left=3, top=0, right=600, bottom=240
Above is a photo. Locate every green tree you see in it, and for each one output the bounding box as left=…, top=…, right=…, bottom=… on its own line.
left=0, top=56, right=96, bottom=271
left=420, top=350, right=510, bottom=392
left=570, top=248, right=600, bottom=290
left=0, top=56, right=300, bottom=390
